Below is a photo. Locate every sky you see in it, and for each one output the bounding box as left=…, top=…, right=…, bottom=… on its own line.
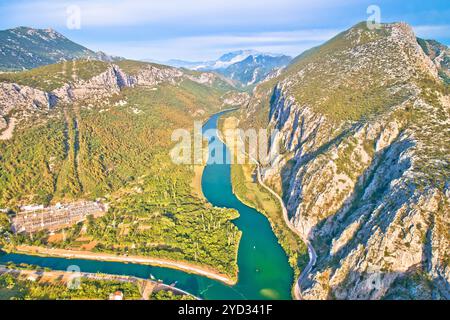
left=0, top=0, right=449, bottom=61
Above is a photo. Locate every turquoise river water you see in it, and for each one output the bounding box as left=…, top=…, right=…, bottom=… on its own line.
left=0, top=111, right=293, bottom=300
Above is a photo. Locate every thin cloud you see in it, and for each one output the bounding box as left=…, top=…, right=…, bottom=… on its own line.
left=86, top=28, right=339, bottom=61
left=413, top=24, right=450, bottom=39
left=2, top=0, right=359, bottom=28
left=2, top=0, right=449, bottom=61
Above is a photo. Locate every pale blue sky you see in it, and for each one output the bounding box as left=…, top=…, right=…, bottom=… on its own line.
left=0, top=0, right=449, bottom=61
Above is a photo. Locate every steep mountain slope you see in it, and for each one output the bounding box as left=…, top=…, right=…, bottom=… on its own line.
left=418, top=38, right=450, bottom=84
left=164, top=50, right=292, bottom=87
left=166, top=50, right=260, bottom=70
left=239, top=22, right=449, bottom=299
left=0, top=60, right=242, bottom=278
left=0, top=27, right=119, bottom=71
left=218, top=54, right=292, bottom=87
left=0, top=59, right=235, bottom=130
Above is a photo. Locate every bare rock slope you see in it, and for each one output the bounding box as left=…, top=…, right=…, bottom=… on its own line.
left=0, top=60, right=234, bottom=137
left=241, top=22, right=449, bottom=299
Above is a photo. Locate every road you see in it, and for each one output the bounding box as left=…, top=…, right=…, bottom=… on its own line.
left=0, top=264, right=200, bottom=300
left=253, top=164, right=317, bottom=300
left=226, top=127, right=317, bottom=300
left=13, top=245, right=236, bottom=285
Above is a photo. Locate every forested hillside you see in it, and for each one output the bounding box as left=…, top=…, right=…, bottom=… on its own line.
left=0, top=60, right=241, bottom=278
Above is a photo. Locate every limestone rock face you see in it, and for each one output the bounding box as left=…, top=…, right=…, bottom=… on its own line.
left=222, top=91, right=251, bottom=107
left=0, top=116, right=6, bottom=130
left=53, top=65, right=126, bottom=103
left=241, top=22, right=450, bottom=299
left=3, top=63, right=227, bottom=110
left=131, top=64, right=184, bottom=86
left=0, top=62, right=233, bottom=138
left=0, top=82, right=57, bottom=115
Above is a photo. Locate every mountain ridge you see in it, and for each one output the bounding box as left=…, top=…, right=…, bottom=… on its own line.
left=237, top=21, right=449, bottom=299
left=161, top=50, right=292, bottom=87
left=0, top=26, right=122, bottom=71
left=0, top=59, right=239, bottom=144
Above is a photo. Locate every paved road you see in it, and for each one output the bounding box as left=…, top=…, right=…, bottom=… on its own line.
left=253, top=164, right=317, bottom=300
left=229, top=128, right=318, bottom=300
left=0, top=265, right=200, bottom=300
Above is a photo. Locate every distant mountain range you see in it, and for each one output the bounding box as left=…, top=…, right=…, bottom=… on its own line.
left=0, top=21, right=449, bottom=301
left=160, top=50, right=292, bottom=87
left=0, top=27, right=122, bottom=71
left=0, top=27, right=291, bottom=87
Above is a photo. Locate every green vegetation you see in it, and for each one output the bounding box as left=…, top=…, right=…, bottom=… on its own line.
left=417, top=38, right=431, bottom=56
left=3, top=262, right=51, bottom=272
left=284, top=26, right=413, bottom=122
left=0, top=120, right=67, bottom=207
left=0, top=27, right=106, bottom=71
left=151, top=290, right=196, bottom=300
left=244, top=23, right=446, bottom=125
left=115, top=59, right=171, bottom=75
left=230, top=163, right=307, bottom=277
left=0, top=61, right=242, bottom=279
left=0, top=273, right=141, bottom=300
left=0, top=60, right=108, bottom=91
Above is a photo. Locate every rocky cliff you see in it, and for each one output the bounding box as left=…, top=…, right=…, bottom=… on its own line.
left=0, top=60, right=234, bottom=137
left=241, top=22, right=449, bottom=299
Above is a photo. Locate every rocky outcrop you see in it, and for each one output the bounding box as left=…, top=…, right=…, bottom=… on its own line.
left=0, top=116, right=6, bottom=130
left=0, top=62, right=234, bottom=138
left=131, top=65, right=184, bottom=86
left=53, top=65, right=128, bottom=103
left=418, top=38, right=450, bottom=83
left=0, top=82, right=57, bottom=115
left=9, top=64, right=221, bottom=108
left=221, top=91, right=251, bottom=107
left=0, top=26, right=122, bottom=71
left=242, top=22, right=450, bottom=299
left=0, top=59, right=238, bottom=142
left=0, top=83, right=57, bottom=133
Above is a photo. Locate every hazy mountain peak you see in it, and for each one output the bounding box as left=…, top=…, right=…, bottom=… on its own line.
left=162, top=50, right=292, bottom=87
left=0, top=26, right=121, bottom=71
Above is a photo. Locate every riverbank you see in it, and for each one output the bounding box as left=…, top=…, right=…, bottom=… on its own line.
left=191, top=164, right=206, bottom=198
left=7, top=245, right=237, bottom=286
left=200, top=110, right=294, bottom=299
left=191, top=107, right=239, bottom=199
left=1, top=109, right=295, bottom=300
left=217, top=113, right=309, bottom=298
left=0, top=264, right=198, bottom=300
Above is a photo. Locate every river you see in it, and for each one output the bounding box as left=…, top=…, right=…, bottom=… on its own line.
left=0, top=111, right=293, bottom=300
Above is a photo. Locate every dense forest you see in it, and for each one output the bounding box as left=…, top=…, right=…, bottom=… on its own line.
left=0, top=272, right=141, bottom=300
left=0, top=61, right=241, bottom=278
